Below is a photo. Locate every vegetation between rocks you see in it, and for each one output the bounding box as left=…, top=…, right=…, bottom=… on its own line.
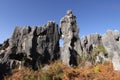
left=4, top=61, right=120, bottom=80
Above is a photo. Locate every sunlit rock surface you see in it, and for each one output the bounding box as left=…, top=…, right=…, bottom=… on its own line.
left=60, top=10, right=82, bottom=66
left=102, top=30, right=120, bottom=70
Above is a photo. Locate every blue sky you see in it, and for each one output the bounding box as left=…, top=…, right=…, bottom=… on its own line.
left=0, top=0, right=120, bottom=43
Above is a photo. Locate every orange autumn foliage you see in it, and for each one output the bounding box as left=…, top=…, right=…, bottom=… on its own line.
left=4, top=61, right=120, bottom=80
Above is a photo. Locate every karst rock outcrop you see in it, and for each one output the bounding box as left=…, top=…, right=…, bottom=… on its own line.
left=102, top=30, right=120, bottom=70
left=81, top=34, right=102, bottom=56
left=0, top=22, right=60, bottom=73
left=0, top=10, right=120, bottom=78
left=60, top=10, right=82, bottom=66
left=81, top=30, right=120, bottom=70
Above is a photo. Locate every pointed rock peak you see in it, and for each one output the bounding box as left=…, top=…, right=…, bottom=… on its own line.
left=66, top=10, right=73, bottom=16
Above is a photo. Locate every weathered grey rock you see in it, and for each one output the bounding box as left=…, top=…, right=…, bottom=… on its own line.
left=81, top=33, right=110, bottom=66
left=0, top=22, right=60, bottom=70
left=0, top=58, right=22, bottom=80
left=81, top=34, right=102, bottom=54
left=81, top=30, right=120, bottom=70
left=0, top=39, right=9, bottom=51
left=88, top=34, right=102, bottom=51
left=60, top=10, right=82, bottom=66
left=81, top=36, right=88, bottom=54
left=0, top=10, right=120, bottom=75
left=0, top=39, right=10, bottom=62
left=102, top=30, right=120, bottom=70
left=95, top=52, right=108, bottom=64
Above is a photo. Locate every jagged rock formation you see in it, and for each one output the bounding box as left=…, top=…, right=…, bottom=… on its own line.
left=102, top=30, right=120, bottom=70
left=60, top=10, right=82, bottom=66
left=0, top=22, right=60, bottom=72
left=81, top=30, right=120, bottom=70
left=81, top=34, right=102, bottom=54
left=81, top=34, right=107, bottom=65
left=0, top=10, right=120, bottom=79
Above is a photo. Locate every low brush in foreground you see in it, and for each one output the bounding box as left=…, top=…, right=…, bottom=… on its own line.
left=4, top=61, right=120, bottom=80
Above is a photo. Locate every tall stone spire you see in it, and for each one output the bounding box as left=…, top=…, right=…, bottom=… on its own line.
left=60, top=10, right=82, bottom=66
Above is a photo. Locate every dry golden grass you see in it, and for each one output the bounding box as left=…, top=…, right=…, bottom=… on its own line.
left=4, top=61, right=120, bottom=80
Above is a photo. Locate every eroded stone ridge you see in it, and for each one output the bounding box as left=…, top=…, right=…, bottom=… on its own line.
left=0, top=21, right=60, bottom=71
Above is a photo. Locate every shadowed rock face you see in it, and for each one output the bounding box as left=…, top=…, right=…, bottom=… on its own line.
left=0, top=21, right=60, bottom=71
left=0, top=44, right=3, bottom=50
left=60, top=10, right=82, bottom=66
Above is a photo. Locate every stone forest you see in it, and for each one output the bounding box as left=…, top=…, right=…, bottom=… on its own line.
left=0, top=10, right=120, bottom=80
